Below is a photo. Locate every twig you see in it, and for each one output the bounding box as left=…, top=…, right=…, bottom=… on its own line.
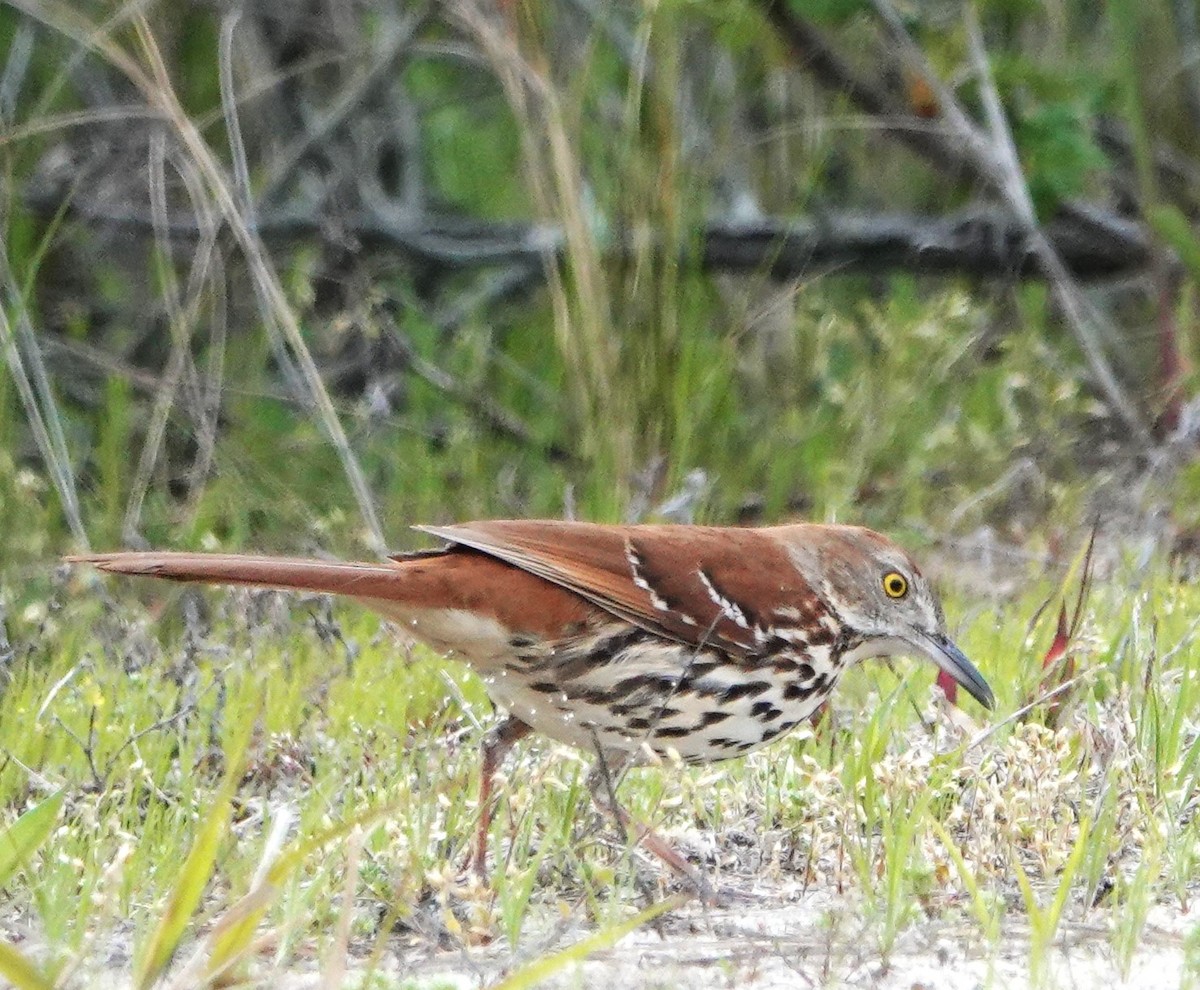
left=257, top=8, right=427, bottom=208
left=28, top=196, right=1153, bottom=281
left=964, top=4, right=1150, bottom=443
left=383, top=312, right=574, bottom=461
left=12, top=0, right=391, bottom=554
left=220, top=11, right=256, bottom=229
left=966, top=671, right=1095, bottom=752
left=0, top=750, right=60, bottom=795
left=188, top=10, right=385, bottom=554
left=54, top=709, right=104, bottom=791
left=102, top=701, right=198, bottom=782
left=176, top=152, right=229, bottom=520
left=945, top=457, right=1040, bottom=529
left=0, top=16, right=35, bottom=120
left=123, top=130, right=217, bottom=543
left=1171, top=0, right=1200, bottom=135
left=431, top=263, right=541, bottom=335
left=870, top=0, right=1152, bottom=444
left=0, top=236, right=89, bottom=548
left=758, top=0, right=982, bottom=182
left=36, top=662, right=80, bottom=723
left=0, top=603, right=12, bottom=677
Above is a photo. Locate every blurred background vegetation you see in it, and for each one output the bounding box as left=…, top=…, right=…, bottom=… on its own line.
left=1, top=0, right=1199, bottom=579
left=5, top=3, right=1200, bottom=980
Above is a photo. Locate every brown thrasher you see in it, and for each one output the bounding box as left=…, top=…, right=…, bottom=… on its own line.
left=70, top=520, right=993, bottom=891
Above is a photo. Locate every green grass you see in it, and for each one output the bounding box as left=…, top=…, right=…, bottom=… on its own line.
left=0, top=546, right=1198, bottom=985
left=3, top=4, right=1200, bottom=985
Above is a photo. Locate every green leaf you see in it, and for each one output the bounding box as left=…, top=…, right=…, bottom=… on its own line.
left=0, top=940, right=54, bottom=990
left=135, top=716, right=254, bottom=990
left=201, top=885, right=276, bottom=984
left=1148, top=205, right=1200, bottom=284
left=929, top=818, right=999, bottom=941
left=787, top=0, right=867, bottom=28
left=1016, top=103, right=1107, bottom=216
left=1047, top=817, right=1091, bottom=931
left=135, top=787, right=233, bottom=989
left=0, top=792, right=64, bottom=889
left=203, top=798, right=407, bottom=980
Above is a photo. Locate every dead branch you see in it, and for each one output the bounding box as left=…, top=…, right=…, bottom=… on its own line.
left=25, top=193, right=1152, bottom=282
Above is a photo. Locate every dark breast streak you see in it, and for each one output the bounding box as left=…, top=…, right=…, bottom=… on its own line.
left=486, top=616, right=849, bottom=763
left=416, top=520, right=853, bottom=761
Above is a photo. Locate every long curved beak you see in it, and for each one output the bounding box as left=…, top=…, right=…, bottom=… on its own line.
left=912, top=632, right=995, bottom=709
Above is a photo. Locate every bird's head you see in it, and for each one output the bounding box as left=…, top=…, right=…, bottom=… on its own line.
left=778, top=524, right=995, bottom=709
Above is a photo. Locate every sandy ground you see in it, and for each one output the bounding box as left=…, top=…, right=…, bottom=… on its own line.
left=257, top=882, right=1196, bottom=990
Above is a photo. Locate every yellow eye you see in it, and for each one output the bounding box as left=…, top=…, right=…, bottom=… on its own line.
left=882, top=571, right=909, bottom=599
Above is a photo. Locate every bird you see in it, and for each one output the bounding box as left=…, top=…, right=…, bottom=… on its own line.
left=69, top=519, right=993, bottom=894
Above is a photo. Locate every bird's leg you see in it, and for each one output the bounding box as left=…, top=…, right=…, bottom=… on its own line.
left=585, top=751, right=718, bottom=905
left=470, top=715, right=532, bottom=879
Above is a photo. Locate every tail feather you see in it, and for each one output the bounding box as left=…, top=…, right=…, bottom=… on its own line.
left=66, top=552, right=410, bottom=600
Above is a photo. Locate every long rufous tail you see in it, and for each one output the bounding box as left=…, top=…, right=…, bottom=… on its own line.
left=66, top=552, right=413, bottom=600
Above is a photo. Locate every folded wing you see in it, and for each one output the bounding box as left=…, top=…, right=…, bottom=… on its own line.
left=413, top=520, right=829, bottom=657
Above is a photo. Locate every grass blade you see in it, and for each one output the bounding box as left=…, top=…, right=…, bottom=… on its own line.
left=202, top=798, right=407, bottom=979
left=487, top=897, right=683, bottom=990
left=929, top=818, right=999, bottom=941
left=135, top=785, right=234, bottom=989
left=1047, top=817, right=1091, bottom=932
left=0, top=792, right=64, bottom=889
left=0, top=940, right=54, bottom=990
left=135, top=708, right=255, bottom=990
